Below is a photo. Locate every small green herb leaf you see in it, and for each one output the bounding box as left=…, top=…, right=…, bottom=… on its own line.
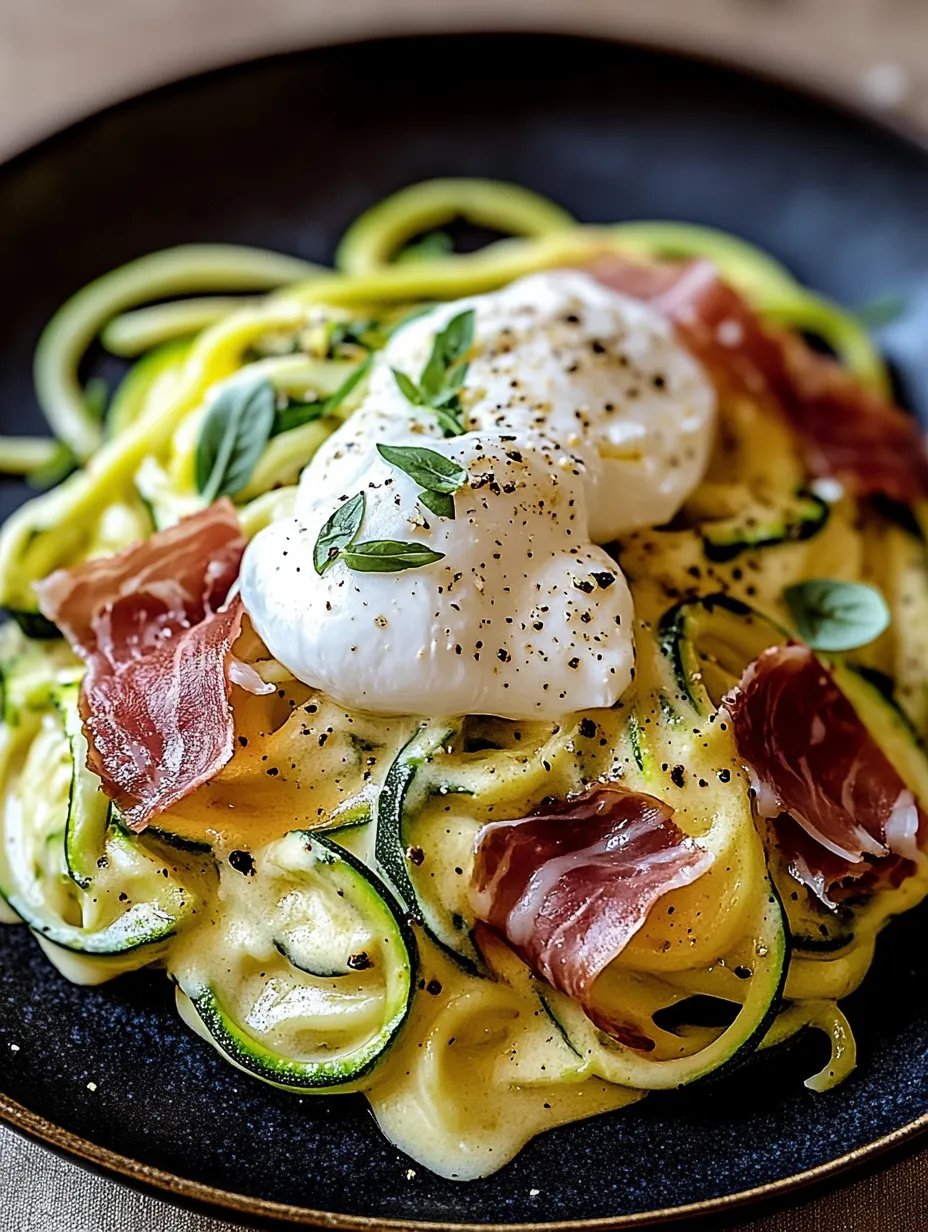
left=84, top=377, right=109, bottom=424
left=313, top=492, right=366, bottom=575
left=272, top=400, right=326, bottom=436
left=392, top=368, right=426, bottom=407
left=27, top=441, right=78, bottom=491
left=784, top=579, right=891, bottom=652
left=342, top=540, right=445, bottom=573
left=418, top=489, right=455, bottom=520
left=856, top=292, right=906, bottom=330
left=419, top=310, right=474, bottom=401
left=273, top=356, right=372, bottom=437
left=376, top=444, right=467, bottom=493
left=328, top=319, right=379, bottom=351
left=437, top=361, right=468, bottom=400
left=440, top=310, right=475, bottom=366
left=432, top=404, right=465, bottom=436
left=394, top=231, right=454, bottom=264
left=196, top=375, right=276, bottom=503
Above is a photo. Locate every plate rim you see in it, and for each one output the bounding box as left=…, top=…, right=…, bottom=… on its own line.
left=4, top=1087, right=927, bottom=1230
left=2, top=27, right=928, bottom=1229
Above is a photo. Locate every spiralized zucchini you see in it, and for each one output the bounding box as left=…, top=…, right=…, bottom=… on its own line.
left=0, top=179, right=922, bottom=1181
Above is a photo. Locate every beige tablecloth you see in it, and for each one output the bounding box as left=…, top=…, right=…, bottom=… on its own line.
left=2, top=2, right=928, bottom=1229
left=3, top=1124, right=928, bottom=1231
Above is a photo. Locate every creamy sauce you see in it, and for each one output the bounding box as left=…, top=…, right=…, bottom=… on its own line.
left=5, top=260, right=912, bottom=1185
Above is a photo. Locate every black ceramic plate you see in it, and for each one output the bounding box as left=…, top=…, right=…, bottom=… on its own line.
left=2, top=32, right=928, bottom=1231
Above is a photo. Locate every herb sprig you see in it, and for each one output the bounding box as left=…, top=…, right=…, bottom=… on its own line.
left=376, top=443, right=466, bottom=520
left=391, top=309, right=474, bottom=436
left=313, top=491, right=446, bottom=576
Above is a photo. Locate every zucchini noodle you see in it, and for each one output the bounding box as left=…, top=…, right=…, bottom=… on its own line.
left=334, top=178, right=575, bottom=274
left=0, top=178, right=921, bottom=1180
left=35, top=245, right=325, bottom=461
left=102, top=296, right=263, bottom=357
left=0, top=437, right=60, bottom=476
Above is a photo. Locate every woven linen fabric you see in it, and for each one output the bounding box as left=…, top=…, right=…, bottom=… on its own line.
left=2, top=1124, right=928, bottom=1232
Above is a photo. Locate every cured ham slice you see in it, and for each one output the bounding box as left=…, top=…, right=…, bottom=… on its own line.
left=723, top=644, right=926, bottom=905
left=589, top=255, right=928, bottom=504
left=35, top=501, right=245, bottom=830
left=470, top=785, right=713, bottom=1004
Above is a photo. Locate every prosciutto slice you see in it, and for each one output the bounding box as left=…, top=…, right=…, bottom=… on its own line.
left=723, top=644, right=926, bottom=905
left=589, top=255, right=928, bottom=504
left=470, top=785, right=713, bottom=1004
left=35, top=500, right=246, bottom=831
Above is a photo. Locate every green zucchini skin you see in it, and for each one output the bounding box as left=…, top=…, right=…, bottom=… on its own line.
left=789, top=926, right=855, bottom=954
left=658, top=592, right=785, bottom=715
left=375, top=723, right=484, bottom=974
left=0, top=684, right=203, bottom=956
left=657, top=592, right=928, bottom=959
left=541, top=881, right=789, bottom=1091
left=53, top=681, right=111, bottom=890
left=143, top=824, right=212, bottom=855
left=178, top=832, right=418, bottom=1091
left=374, top=722, right=451, bottom=915
left=0, top=637, right=81, bottom=727
left=701, top=491, right=829, bottom=563
left=272, top=936, right=350, bottom=980
left=5, top=610, right=62, bottom=641
left=0, top=825, right=197, bottom=956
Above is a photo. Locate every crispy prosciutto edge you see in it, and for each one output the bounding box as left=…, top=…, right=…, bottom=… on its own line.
left=722, top=643, right=927, bottom=907
left=35, top=500, right=246, bottom=831
left=470, top=785, right=713, bottom=1041
left=588, top=255, right=928, bottom=504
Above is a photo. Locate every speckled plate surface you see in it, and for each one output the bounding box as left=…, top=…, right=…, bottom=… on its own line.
left=1, top=33, right=928, bottom=1230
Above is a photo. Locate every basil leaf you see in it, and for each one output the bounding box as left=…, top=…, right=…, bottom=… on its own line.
left=784, top=579, right=891, bottom=652
left=272, top=400, right=326, bottom=436
left=342, top=540, right=445, bottom=573
left=196, top=375, right=276, bottom=502
left=273, top=357, right=372, bottom=437
left=419, top=310, right=474, bottom=400
left=432, top=403, right=465, bottom=436
left=84, top=377, right=109, bottom=425
left=394, top=231, right=453, bottom=264
left=27, top=441, right=78, bottom=491
left=418, top=489, right=455, bottom=520
left=313, top=492, right=365, bottom=576
left=419, top=344, right=450, bottom=402
left=392, top=368, right=426, bottom=407
left=440, top=310, right=475, bottom=367
left=376, top=444, right=467, bottom=493
left=856, top=292, right=906, bottom=329
left=438, top=361, right=468, bottom=399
